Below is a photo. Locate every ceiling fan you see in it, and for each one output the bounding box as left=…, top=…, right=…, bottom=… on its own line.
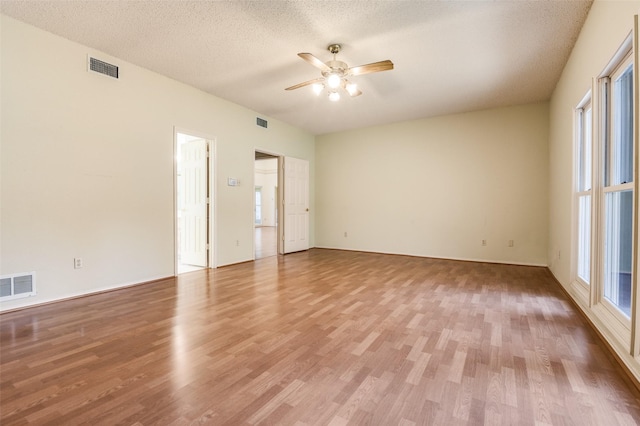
left=285, top=44, right=394, bottom=101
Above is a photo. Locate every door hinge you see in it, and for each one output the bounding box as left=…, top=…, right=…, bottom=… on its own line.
left=206, top=243, right=210, bottom=250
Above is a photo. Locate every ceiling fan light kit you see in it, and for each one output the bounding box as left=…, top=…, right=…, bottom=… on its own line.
left=285, top=44, right=393, bottom=101
left=345, top=82, right=358, bottom=96
left=326, top=73, right=342, bottom=88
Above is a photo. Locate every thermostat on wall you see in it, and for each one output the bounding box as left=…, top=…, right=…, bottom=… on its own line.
left=227, top=177, right=239, bottom=186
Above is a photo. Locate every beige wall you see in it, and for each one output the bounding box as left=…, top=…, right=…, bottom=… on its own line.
left=0, top=16, right=315, bottom=310
left=316, top=102, right=549, bottom=266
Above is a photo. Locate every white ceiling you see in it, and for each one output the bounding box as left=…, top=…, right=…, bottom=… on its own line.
left=1, top=0, right=593, bottom=135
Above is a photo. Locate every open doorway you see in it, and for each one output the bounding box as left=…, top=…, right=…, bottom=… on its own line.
left=176, top=131, right=212, bottom=274
left=254, top=151, right=279, bottom=259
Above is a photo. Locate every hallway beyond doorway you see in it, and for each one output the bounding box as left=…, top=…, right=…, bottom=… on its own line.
left=255, top=226, right=277, bottom=258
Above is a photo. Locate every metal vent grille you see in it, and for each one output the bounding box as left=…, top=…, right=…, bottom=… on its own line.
left=89, top=57, right=119, bottom=79
left=0, top=272, right=36, bottom=301
left=256, top=117, right=268, bottom=128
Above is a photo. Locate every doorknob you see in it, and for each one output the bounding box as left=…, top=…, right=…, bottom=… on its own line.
left=306, top=208, right=309, bottom=212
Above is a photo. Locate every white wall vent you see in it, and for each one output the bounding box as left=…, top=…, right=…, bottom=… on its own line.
left=0, top=272, right=36, bottom=301
left=88, top=56, right=119, bottom=79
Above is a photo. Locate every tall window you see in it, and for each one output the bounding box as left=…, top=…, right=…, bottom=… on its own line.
left=574, top=35, right=636, bottom=327
left=575, top=95, right=592, bottom=285
left=601, top=53, right=634, bottom=317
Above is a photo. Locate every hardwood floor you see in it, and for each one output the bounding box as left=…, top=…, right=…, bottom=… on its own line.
left=2, top=249, right=640, bottom=425
left=255, top=226, right=277, bottom=259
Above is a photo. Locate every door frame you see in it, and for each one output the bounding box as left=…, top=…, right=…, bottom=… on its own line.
left=254, top=149, right=284, bottom=258
left=174, top=127, right=217, bottom=274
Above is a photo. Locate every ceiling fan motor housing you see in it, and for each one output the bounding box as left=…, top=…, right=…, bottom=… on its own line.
left=322, top=60, right=348, bottom=77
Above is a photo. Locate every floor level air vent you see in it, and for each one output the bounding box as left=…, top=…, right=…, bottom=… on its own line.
left=0, top=272, right=36, bottom=302
left=88, top=56, right=119, bottom=79
left=257, top=117, right=268, bottom=128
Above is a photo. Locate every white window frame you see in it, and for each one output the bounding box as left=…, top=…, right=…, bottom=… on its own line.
left=589, top=33, right=636, bottom=350
left=599, top=50, right=633, bottom=319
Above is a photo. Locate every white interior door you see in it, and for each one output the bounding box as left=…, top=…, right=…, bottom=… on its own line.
left=283, top=156, right=309, bottom=253
left=180, top=139, right=208, bottom=266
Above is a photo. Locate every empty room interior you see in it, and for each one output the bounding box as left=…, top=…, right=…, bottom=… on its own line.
left=3, top=0, right=640, bottom=424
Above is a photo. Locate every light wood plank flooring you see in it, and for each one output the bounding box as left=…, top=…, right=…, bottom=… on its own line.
left=255, top=226, right=277, bottom=259
left=2, top=249, right=640, bottom=425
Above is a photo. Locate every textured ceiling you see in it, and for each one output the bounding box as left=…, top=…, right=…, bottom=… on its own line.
left=1, top=0, right=593, bottom=135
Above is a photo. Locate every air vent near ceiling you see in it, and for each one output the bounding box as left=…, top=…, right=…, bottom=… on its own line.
left=0, top=272, right=36, bottom=301
left=88, top=56, right=119, bottom=79
left=256, top=117, right=268, bottom=128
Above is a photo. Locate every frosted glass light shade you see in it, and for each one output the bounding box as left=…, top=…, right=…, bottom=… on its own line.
left=327, top=73, right=341, bottom=89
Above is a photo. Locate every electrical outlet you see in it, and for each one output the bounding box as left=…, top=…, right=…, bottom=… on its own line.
left=74, top=258, right=83, bottom=269
left=508, top=240, right=514, bottom=247
left=236, top=240, right=240, bottom=246
left=482, top=239, right=487, bottom=246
